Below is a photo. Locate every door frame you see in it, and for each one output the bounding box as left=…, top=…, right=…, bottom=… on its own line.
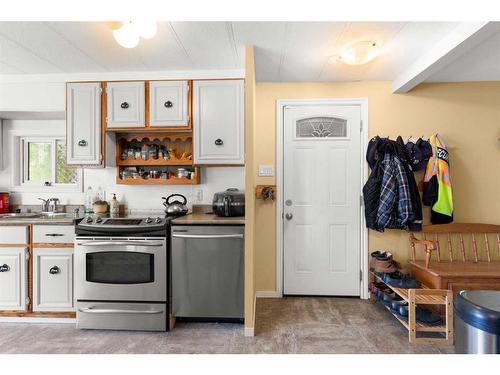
left=276, top=98, right=369, bottom=299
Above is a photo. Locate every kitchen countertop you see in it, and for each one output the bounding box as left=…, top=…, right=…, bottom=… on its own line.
left=171, top=205, right=245, bottom=225
left=0, top=214, right=82, bottom=226
left=171, top=212, right=245, bottom=225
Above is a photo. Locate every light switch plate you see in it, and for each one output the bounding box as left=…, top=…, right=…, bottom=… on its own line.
left=258, top=164, right=274, bottom=177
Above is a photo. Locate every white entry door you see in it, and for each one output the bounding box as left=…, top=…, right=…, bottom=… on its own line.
left=283, top=104, right=362, bottom=296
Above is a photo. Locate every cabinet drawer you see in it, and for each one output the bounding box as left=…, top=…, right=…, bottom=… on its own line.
left=106, top=81, right=145, bottom=128
left=33, top=225, right=74, bottom=244
left=0, top=226, right=29, bottom=244
left=0, top=248, right=28, bottom=311
left=33, top=248, right=74, bottom=312
left=149, top=81, right=189, bottom=127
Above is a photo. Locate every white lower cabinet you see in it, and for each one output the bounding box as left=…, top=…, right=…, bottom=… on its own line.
left=0, top=248, right=28, bottom=311
left=33, top=248, right=74, bottom=312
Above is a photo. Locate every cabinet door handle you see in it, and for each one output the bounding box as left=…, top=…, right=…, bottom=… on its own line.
left=0, top=264, right=10, bottom=272
left=45, top=233, right=65, bottom=237
left=215, top=138, right=224, bottom=146
left=164, top=100, right=173, bottom=108
left=120, top=102, right=129, bottom=109
left=49, top=266, right=60, bottom=275
left=78, top=140, right=88, bottom=147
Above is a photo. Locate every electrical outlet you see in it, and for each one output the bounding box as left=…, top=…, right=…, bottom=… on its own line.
left=258, top=165, right=274, bottom=177
left=194, top=189, right=203, bottom=202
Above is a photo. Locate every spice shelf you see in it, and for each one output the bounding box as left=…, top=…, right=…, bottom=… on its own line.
left=371, top=271, right=453, bottom=345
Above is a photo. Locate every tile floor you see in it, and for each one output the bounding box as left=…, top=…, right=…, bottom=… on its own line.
left=0, top=297, right=455, bottom=354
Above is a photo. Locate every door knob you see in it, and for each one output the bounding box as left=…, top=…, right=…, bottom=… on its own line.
left=285, top=213, right=293, bottom=220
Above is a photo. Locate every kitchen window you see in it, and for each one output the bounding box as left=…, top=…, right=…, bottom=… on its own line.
left=12, top=136, right=82, bottom=192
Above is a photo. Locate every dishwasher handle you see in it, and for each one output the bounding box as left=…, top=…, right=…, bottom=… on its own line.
left=172, top=233, right=243, bottom=239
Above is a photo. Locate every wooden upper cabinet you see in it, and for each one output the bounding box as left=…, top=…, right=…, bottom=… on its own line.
left=149, top=80, right=191, bottom=129
left=106, top=81, right=145, bottom=128
left=66, top=82, right=103, bottom=166
left=193, top=80, right=245, bottom=165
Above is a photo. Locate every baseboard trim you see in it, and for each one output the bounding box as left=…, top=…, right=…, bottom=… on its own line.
left=244, top=327, right=255, bottom=337
left=0, top=317, right=76, bottom=324
left=255, top=290, right=281, bottom=298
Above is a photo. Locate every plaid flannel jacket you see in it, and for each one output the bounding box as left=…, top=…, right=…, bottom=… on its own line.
left=375, top=152, right=413, bottom=231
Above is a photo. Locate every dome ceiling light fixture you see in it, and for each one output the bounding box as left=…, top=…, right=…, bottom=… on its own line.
left=334, top=40, right=380, bottom=66
left=112, top=21, right=158, bottom=48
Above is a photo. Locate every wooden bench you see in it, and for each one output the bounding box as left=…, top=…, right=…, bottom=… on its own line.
left=408, top=223, right=500, bottom=293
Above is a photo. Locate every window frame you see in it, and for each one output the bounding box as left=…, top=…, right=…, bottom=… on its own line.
left=11, top=134, right=83, bottom=193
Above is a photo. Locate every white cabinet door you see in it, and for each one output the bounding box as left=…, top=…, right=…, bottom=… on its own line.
left=193, top=80, right=245, bottom=164
left=66, top=82, right=102, bottom=166
left=33, top=248, right=74, bottom=312
left=106, top=81, right=145, bottom=128
left=149, top=81, right=189, bottom=127
left=0, top=248, right=28, bottom=310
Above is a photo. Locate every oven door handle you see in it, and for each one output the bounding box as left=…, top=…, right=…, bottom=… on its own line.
left=77, top=241, right=164, bottom=247
left=78, top=307, right=164, bottom=315
left=172, top=234, right=243, bottom=239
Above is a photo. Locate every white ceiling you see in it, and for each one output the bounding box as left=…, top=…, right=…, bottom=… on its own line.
left=0, top=21, right=499, bottom=83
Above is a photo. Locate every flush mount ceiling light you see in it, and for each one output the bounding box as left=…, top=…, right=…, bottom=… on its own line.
left=112, top=21, right=158, bottom=48
left=335, top=41, right=379, bottom=66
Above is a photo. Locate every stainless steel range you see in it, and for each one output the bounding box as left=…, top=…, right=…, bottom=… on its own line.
left=74, top=215, right=170, bottom=331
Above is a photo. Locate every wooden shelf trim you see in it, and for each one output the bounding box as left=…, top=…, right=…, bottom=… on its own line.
left=116, top=158, right=193, bottom=167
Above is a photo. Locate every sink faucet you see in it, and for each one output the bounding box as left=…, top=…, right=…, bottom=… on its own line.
left=38, top=198, right=60, bottom=213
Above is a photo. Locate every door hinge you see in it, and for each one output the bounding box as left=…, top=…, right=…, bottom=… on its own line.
left=98, top=87, right=103, bottom=95
left=187, top=114, right=191, bottom=123
left=360, top=270, right=363, bottom=281
left=187, top=84, right=190, bottom=92
left=25, top=297, right=30, bottom=306
left=25, top=249, right=29, bottom=261
left=360, top=120, right=363, bottom=132
left=360, top=195, right=364, bottom=206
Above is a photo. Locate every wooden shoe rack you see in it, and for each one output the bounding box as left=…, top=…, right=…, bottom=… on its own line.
left=371, top=272, right=454, bottom=345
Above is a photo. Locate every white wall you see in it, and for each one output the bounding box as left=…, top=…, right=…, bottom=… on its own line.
left=0, top=119, right=244, bottom=210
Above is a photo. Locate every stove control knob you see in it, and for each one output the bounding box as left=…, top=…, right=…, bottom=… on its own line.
left=145, top=217, right=153, bottom=224
left=86, top=216, right=93, bottom=223
left=155, top=217, right=162, bottom=223
left=95, top=217, right=103, bottom=223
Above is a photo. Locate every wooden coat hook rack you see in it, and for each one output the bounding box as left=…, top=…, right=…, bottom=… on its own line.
left=256, top=185, right=276, bottom=201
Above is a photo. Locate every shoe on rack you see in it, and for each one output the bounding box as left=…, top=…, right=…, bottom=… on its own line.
left=369, top=281, right=386, bottom=295
left=371, top=250, right=393, bottom=261
left=390, top=300, right=408, bottom=313
left=397, top=306, right=442, bottom=326
left=383, top=272, right=421, bottom=289
left=381, top=291, right=403, bottom=307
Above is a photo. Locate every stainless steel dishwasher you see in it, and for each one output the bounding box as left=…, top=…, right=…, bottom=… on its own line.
left=171, top=225, right=244, bottom=320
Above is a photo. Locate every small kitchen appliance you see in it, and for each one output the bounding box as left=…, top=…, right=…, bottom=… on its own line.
left=162, top=194, right=188, bottom=216
left=0, top=192, right=10, bottom=214
left=75, top=215, right=172, bottom=331
left=212, top=188, right=245, bottom=217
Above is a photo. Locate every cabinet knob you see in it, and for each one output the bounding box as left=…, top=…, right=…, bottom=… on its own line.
left=78, top=139, right=88, bottom=147
left=215, top=139, right=224, bottom=146
left=164, top=100, right=173, bottom=108
left=120, top=102, right=129, bottom=109
left=0, top=264, right=10, bottom=272
left=49, top=266, right=60, bottom=275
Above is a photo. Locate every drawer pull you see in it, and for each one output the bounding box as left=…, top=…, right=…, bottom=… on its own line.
left=49, top=266, right=60, bottom=275
left=0, top=264, right=10, bottom=272
left=78, top=139, right=88, bottom=147
left=45, top=233, right=65, bottom=237
left=215, top=138, right=224, bottom=146
left=164, top=100, right=173, bottom=108
left=120, top=102, right=129, bottom=109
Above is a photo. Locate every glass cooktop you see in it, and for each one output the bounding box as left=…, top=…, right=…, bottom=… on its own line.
left=103, top=219, right=143, bottom=225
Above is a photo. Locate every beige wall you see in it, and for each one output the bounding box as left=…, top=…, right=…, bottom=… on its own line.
left=254, top=81, right=500, bottom=292
left=244, top=45, right=256, bottom=331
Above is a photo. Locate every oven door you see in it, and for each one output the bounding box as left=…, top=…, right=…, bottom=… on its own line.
left=75, top=237, right=166, bottom=302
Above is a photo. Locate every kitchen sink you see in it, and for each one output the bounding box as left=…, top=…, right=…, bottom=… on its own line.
left=0, top=213, right=40, bottom=218
left=40, top=212, right=68, bottom=217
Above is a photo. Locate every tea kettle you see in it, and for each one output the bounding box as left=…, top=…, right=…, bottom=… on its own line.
left=162, top=194, right=188, bottom=216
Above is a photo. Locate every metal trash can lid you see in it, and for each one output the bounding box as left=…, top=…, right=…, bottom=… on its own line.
left=454, top=290, right=500, bottom=335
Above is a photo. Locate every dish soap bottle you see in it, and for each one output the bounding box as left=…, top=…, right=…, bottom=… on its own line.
left=84, top=186, right=93, bottom=214
left=110, top=193, right=120, bottom=217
